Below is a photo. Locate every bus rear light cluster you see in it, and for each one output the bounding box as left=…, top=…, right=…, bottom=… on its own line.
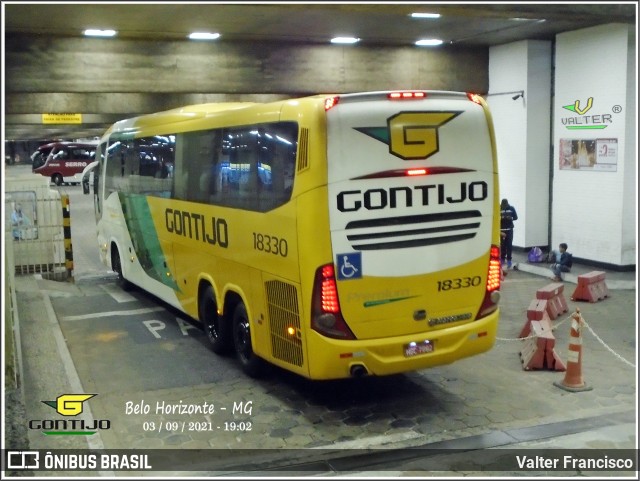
left=467, top=93, right=484, bottom=105
left=486, top=245, right=502, bottom=292
left=311, top=264, right=356, bottom=339
left=324, top=96, right=340, bottom=111
left=476, top=245, right=501, bottom=320
left=320, top=265, right=340, bottom=312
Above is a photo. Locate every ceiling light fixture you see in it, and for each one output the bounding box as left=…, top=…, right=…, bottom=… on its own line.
left=410, top=13, right=441, bottom=19
left=83, top=29, right=117, bottom=37
left=510, top=17, right=546, bottom=22
left=188, top=32, right=221, bottom=40
left=331, top=37, right=360, bottom=44
left=415, top=38, right=444, bottom=47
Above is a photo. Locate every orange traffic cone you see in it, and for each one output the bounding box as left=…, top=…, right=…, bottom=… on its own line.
left=554, top=309, right=593, bottom=392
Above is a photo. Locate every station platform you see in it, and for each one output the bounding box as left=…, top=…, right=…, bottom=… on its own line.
left=508, top=249, right=635, bottom=291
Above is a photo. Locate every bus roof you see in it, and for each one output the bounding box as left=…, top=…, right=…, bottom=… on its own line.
left=101, top=91, right=485, bottom=139
left=105, top=102, right=257, bottom=137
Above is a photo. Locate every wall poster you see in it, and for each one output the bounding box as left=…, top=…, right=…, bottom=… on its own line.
left=559, top=138, right=618, bottom=172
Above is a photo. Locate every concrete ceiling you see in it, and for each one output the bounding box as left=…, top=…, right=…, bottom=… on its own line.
left=4, top=3, right=636, bottom=46
left=3, top=2, right=637, bottom=143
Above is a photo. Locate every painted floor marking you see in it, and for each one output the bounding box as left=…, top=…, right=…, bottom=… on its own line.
left=42, top=292, right=115, bottom=475
left=100, top=283, right=137, bottom=303
left=61, top=307, right=165, bottom=321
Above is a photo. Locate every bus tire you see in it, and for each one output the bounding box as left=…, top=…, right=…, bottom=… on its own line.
left=232, top=303, right=266, bottom=378
left=111, top=246, right=132, bottom=291
left=199, top=285, right=231, bottom=354
left=52, top=174, right=63, bottom=186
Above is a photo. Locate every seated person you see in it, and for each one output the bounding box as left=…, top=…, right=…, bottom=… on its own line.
left=549, top=243, right=572, bottom=281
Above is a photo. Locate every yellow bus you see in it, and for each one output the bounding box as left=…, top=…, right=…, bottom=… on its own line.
left=93, top=91, right=502, bottom=380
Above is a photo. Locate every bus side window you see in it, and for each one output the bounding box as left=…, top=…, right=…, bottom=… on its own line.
left=237, top=129, right=259, bottom=209
left=205, top=137, right=223, bottom=203
left=105, top=140, right=122, bottom=194
left=53, top=148, right=68, bottom=160
left=257, top=122, right=297, bottom=211
left=175, top=130, right=211, bottom=203
left=172, top=135, right=187, bottom=200
left=173, top=123, right=297, bottom=211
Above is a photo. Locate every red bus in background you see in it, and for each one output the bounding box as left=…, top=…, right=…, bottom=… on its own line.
left=31, top=141, right=98, bottom=185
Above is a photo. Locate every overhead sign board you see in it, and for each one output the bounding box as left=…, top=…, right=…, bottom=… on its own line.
left=42, top=113, right=82, bottom=124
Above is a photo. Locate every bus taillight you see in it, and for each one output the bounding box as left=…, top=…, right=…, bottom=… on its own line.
left=324, top=96, right=340, bottom=111
left=476, top=245, right=501, bottom=320
left=312, top=264, right=356, bottom=339
left=388, top=91, right=427, bottom=100
left=467, top=93, right=483, bottom=105
left=486, top=245, right=501, bottom=291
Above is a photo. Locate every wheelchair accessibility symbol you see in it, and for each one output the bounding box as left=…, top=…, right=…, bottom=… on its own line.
left=337, top=252, right=362, bottom=280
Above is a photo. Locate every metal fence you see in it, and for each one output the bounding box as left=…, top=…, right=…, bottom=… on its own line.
left=5, top=193, right=70, bottom=281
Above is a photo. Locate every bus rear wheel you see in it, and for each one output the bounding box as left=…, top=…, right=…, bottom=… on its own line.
left=232, top=303, right=265, bottom=377
left=52, top=174, right=63, bottom=186
left=199, top=285, right=231, bottom=354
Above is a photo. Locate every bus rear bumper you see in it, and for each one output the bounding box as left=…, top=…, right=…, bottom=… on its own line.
left=306, top=310, right=499, bottom=380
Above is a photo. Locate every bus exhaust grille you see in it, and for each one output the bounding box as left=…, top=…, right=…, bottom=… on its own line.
left=265, top=280, right=303, bottom=366
left=345, top=210, right=481, bottom=250
left=297, top=128, right=309, bottom=172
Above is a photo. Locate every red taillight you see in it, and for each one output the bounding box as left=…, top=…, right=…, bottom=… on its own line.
left=352, top=166, right=474, bottom=180
left=311, top=264, right=356, bottom=340
left=476, top=245, right=501, bottom=320
left=320, top=265, right=340, bottom=313
left=486, top=245, right=501, bottom=292
left=388, top=91, right=427, bottom=100
left=324, top=96, right=340, bottom=111
left=467, top=92, right=483, bottom=105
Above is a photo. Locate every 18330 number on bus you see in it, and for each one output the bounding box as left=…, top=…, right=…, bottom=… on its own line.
left=437, top=276, right=481, bottom=291
left=253, top=233, right=288, bottom=257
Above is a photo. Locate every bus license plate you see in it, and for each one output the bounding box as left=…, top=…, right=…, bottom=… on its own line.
left=404, top=341, right=434, bottom=357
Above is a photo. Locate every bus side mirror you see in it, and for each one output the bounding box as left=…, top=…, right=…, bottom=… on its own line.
left=82, top=178, right=90, bottom=194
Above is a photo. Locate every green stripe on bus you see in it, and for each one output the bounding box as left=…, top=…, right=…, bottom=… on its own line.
left=119, top=193, right=180, bottom=291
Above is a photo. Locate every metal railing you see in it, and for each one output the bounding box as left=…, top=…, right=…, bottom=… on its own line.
left=5, top=195, right=70, bottom=281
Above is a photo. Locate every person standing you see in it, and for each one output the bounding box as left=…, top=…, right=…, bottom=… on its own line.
left=500, top=198, right=518, bottom=268
left=11, top=203, right=31, bottom=241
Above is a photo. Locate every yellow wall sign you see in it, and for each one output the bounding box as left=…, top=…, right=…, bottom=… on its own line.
left=42, top=113, right=82, bottom=124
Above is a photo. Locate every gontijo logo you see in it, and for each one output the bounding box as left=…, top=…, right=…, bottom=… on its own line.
left=43, top=393, right=95, bottom=416
left=355, top=111, right=462, bottom=160
left=29, top=393, right=110, bottom=435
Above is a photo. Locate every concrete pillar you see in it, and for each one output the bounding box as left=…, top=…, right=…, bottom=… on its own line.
left=488, top=40, right=552, bottom=250
left=552, top=24, right=635, bottom=267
